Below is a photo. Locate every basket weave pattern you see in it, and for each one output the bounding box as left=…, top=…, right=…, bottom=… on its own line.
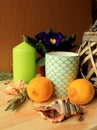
left=78, top=32, right=97, bottom=87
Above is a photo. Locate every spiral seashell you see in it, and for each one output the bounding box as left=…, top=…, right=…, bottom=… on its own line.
left=35, top=98, right=84, bottom=123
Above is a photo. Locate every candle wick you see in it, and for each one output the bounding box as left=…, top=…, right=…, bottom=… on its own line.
left=23, top=35, right=25, bottom=42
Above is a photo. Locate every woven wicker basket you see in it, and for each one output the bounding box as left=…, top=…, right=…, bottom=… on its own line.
left=78, top=31, right=97, bottom=88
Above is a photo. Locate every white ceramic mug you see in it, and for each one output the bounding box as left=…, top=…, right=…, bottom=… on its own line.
left=45, top=51, right=80, bottom=97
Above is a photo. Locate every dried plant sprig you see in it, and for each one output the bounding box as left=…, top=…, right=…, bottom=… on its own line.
left=5, top=88, right=29, bottom=111
left=0, top=72, right=12, bottom=81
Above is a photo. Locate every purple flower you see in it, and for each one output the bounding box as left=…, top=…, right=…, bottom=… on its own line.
left=26, top=29, right=76, bottom=66
left=44, top=32, right=64, bottom=48
left=35, top=32, right=46, bottom=43
left=35, top=30, right=64, bottom=50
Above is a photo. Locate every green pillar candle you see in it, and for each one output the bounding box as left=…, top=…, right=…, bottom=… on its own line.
left=13, top=41, right=36, bottom=83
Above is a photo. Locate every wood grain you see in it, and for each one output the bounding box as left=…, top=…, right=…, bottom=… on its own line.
left=0, top=80, right=97, bottom=130
left=0, top=0, right=92, bottom=72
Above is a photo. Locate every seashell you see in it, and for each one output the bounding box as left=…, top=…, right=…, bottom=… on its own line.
left=4, top=86, right=18, bottom=95
left=35, top=98, right=84, bottom=123
left=4, top=80, right=27, bottom=95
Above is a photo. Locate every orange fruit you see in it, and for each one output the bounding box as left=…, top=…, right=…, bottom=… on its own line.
left=67, top=78, right=95, bottom=105
left=27, top=76, right=53, bottom=103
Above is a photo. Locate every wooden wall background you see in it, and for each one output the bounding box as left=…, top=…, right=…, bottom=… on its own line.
left=0, top=0, right=92, bottom=73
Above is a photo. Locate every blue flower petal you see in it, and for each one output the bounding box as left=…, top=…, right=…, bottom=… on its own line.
left=44, top=32, right=64, bottom=47
left=35, top=32, right=46, bottom=42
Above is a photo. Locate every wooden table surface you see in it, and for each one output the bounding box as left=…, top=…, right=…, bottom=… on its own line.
left=0, top=79, right=97, bottom=130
